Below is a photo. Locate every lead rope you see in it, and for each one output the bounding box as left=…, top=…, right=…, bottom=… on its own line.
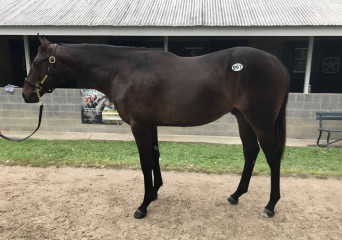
left=0, top=70, right=45, bottom=142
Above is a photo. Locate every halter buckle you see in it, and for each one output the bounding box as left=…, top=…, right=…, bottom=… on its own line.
left=49, top=56, right=56, bottom=64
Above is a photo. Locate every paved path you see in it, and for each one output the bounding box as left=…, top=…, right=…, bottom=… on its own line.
left=0, top=130, right=330, bottom=147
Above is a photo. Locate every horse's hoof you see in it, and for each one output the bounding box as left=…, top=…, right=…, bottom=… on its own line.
left=227, top=196, right=238, bottom=205
left=134, top=209, right=147, bottom=219
left=261, top=208, right=275, bottom=218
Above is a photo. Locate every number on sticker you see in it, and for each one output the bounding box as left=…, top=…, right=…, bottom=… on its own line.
left=232, top=63, right=243, bottom=71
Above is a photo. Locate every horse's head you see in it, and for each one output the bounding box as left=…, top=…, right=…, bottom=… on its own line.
left=22, top=36, right=60, bottom=103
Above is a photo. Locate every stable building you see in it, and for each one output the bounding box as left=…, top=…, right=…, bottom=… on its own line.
left=1, top=0, right=342, bottom=93
left=0, top=0, right=341, bottom=140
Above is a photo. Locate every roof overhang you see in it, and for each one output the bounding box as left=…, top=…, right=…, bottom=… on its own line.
left=1, top=26, right=341, bottom=37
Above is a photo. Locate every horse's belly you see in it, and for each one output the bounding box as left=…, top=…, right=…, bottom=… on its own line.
left=157, top=101, right=231, bottom=127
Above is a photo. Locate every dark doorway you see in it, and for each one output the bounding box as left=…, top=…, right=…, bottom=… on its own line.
left=283, top=42, right=308, bottom=93
left=8, top=39, right=26, bottom=87
left=311, top=40, right=342, bottom=93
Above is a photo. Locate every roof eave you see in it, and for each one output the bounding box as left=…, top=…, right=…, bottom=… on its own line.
left=0, top=25, right=341, bottom=36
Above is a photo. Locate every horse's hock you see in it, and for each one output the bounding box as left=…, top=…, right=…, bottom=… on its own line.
left=0, top=88, right=341, bottom=141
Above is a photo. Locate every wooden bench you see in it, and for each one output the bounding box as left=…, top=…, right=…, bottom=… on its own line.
left=316, top=112, right=342, bottom=147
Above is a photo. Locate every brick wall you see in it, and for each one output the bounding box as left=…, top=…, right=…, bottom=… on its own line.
left=287, top=93, right=342, bottom=140
left=0, top=88, right=341, bottom=140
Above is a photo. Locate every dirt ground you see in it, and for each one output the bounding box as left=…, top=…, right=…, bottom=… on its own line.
left=0, top=166, right=341, bottom=240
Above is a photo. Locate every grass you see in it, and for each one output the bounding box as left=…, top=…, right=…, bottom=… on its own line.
left=0, top=139, right=341, bottom=178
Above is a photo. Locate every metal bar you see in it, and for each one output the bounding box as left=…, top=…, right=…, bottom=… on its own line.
left=23, top=35, right=31, bottom=75
left=316, top=112, right=342, bottom=116
left=303, top=36, right=314, bottom=94
left=164, top=36, right=168, bottom=52
left=316, top=117, right=342, bottom=121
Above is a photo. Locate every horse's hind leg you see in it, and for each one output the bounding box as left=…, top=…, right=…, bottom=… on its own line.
left=131, top=123, right=159, bottom=219
left=228, top=113, right=260, bottom=205
left=256, top=129, right=282, bottom=218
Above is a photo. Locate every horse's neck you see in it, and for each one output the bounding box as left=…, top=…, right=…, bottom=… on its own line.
left=59, top=45, right=135, bottom=96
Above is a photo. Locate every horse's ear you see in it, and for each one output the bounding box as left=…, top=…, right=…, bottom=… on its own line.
left=38, top=34, right=50, bottom=48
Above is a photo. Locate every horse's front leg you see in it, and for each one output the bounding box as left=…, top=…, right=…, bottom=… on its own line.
left=152, top=126, right=163, bottom=197
left=131, top=123, right=158, bottom=219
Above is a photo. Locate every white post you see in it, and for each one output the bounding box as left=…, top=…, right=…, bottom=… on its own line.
left=164, top=36, right=168, bottom=52
left=303, top=36, right=314, bottom=94
left=23, top=35, right=31, bottom=75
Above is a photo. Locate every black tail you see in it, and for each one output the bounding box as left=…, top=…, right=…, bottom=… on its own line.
left=275, top=70, right=290, bottom=158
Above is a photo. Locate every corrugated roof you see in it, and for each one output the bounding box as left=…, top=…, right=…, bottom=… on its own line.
left=0, top=0, right=342, bottom=27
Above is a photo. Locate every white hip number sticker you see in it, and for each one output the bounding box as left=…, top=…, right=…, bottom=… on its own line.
left=232, top=63, right=243, bottom=72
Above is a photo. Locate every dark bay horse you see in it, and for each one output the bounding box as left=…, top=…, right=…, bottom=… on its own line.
left=22, top=37, right=289, bottom=219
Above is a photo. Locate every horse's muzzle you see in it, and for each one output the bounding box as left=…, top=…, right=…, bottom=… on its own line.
left=22, top=91, right=39, bottom=103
